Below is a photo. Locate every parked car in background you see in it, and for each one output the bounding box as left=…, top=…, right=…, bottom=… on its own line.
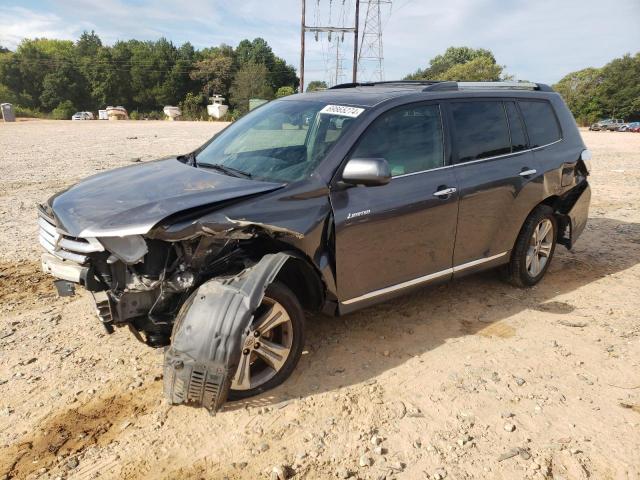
left=629, top=123, right=640, bottom=133
left=605, top=119, right=625, bottom=131
left=71, top=111, right=94, bottom=121
left=619, top=121, right=640, bottom=132
left=589, top=118, right=624, bottom=131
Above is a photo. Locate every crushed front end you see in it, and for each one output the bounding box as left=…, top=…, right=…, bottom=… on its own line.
left=37, top=203, right=250, bottom=347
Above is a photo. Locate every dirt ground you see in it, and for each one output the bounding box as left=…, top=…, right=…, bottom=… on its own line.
left=0, top=120, right=639, bottom=480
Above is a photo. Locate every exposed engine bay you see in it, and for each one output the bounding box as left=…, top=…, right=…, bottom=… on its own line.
left=39, top=203, right=306, bottom=348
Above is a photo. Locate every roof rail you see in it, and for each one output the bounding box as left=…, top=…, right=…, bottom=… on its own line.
left=421, top=81, right=458, bottom=91
left=328, top=82, right=374, bottom=89
left=328, top=80, right=554, bottom=92
left=329, top=80, right=451, bottom=90
left=455, top=81, right=553, bottom=92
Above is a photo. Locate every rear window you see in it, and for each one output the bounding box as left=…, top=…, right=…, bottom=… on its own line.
left=518, top=100, right=561, bottom=147
left=450, top=101, right=511, bottom=163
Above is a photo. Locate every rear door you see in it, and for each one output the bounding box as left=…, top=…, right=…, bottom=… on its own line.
left=330, top=102, right=459, bottom=308
left=446, top=99, right=542, bottom=274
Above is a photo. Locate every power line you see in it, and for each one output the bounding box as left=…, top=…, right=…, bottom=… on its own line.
left=5, top=57, right=299, bottom=76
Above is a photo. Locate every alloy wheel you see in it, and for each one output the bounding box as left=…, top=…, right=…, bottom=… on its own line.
left=231, top=297, right=293, bottom=391
left=526, top=218, right=554, bottom=277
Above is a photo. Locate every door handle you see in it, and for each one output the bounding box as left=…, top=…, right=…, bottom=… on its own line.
left=433, top=187, right=457, bottom=197
left=519, top=169, right=537, bottom=177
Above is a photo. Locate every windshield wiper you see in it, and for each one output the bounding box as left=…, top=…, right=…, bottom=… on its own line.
left=198, top=163, right=252, bottom=178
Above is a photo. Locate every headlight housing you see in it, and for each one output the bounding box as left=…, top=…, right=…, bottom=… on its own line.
left=99, top=235, right=148, bottom=264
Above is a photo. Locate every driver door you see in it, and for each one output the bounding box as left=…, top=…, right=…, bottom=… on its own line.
left=330, top=102, right=459, bottom=310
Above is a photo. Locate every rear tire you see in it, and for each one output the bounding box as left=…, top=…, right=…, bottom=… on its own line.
left=228, top=282, right=305, bottom=400
left=503, top=205, right=557, bottom=288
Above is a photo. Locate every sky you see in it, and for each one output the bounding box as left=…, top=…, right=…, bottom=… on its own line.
left=0, top=0, right=639, bottom=86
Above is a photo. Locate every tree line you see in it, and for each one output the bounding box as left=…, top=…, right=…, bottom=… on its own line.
left=553, top=52, right=640, bottom=125
left=1, top=35, right=637, bottom=124
left=0, top=32, right=298, bottom=119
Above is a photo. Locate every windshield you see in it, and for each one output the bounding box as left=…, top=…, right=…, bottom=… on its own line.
left=195, top=100, right=362, bottom=182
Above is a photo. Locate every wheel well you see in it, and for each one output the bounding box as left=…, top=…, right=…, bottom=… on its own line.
left=535, top=185, right=586, bottom=249
left=540, top=195, right=560, bottom=209
left=274, top=256, right=325, bottom=312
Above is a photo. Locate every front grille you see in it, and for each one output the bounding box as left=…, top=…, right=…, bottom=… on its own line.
left=38, top=205, right=104, bottom=264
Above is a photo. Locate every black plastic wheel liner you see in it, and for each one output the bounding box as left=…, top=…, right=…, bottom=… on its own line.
left=163, top=252, right=292, bottom=412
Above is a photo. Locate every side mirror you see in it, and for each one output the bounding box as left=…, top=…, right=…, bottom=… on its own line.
left=342, top=158, right=391, bottom=187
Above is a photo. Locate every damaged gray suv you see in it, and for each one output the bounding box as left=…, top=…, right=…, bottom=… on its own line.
left=38, top=81, right=591, bottom=412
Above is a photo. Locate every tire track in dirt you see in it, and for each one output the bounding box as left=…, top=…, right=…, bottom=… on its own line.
left=0, top=382, right=161, bottom=479
left=0, top=260, right=55, bottom=307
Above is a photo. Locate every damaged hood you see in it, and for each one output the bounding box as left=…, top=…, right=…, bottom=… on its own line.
left=48, top=158, right=283, bottom=237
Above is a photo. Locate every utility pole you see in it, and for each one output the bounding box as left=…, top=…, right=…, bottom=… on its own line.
left=300, top=0, right=306, bottom=92
left=358, top=0, right=390, bottom=82
left=299, top=0, right=360, bottom=92
left=353, top=0, right=360, bottom=84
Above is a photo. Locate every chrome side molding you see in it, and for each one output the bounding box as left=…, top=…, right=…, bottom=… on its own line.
left=341, top=251, right=508, bottom=305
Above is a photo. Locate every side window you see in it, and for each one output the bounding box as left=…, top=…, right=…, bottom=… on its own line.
left=350, top=104, right=444, bottom=177
left=518, top=100, right=561, bottom=147
left=505, top=101, right=527, bottom=152
left=450, top=101, right=511, bottom=163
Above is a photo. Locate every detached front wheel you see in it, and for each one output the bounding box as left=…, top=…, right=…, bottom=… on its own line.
left=228, top=282, right=305, bottom=400
left=503, top=205, right=557, bottom=287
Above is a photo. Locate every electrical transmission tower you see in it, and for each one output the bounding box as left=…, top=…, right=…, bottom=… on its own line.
left=358, top=0, right=391, bottom=82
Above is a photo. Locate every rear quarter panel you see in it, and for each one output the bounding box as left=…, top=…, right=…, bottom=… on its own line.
left=535, top=95, right=587, bottom=199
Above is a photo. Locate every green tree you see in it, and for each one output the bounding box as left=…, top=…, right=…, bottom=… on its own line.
left=433, top=56, right=503, bottom=81
left=553, top=67, right=603, bottom=125
left=76, top=30, right=102, bottom=57
left=229, top=62, right=273, bottom=114
left=89, top=42, right=134, bottom=108
left=51, top=99, right=76, bottom=119
left=190, top=52, right=234, bottom=97
left=235, top=38, right=298, bottom=91
left=179, top=92, right=206, bottom=120
left=404, top=46, right=504, bottom=81
left=0, top=83, right=20, bottom=104
left=275, top=86, right=295, bottom=98
left=40, top=63, right=88, bottom=110
left=270, top=57, right=299, bottom=91
left=553, top=53, right=640, bottom=125
left=160, top=42, right=196, bottom=106
left=236, top=38, right=274, bottom=70
left=306, top=80, right=327, bottom=92
left=598, top=53, right=640, bottom=120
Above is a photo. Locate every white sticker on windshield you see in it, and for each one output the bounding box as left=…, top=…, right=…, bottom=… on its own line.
left=320, top=104, right=365, bottom=118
